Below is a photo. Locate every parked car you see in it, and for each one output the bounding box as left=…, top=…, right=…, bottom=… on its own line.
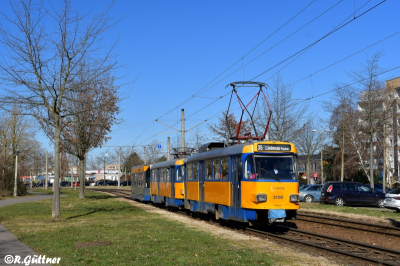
left=60, top=181, right=71, bottom=187
left=320, top=181, right=386, bottom=207
left=95, top=180, right=107, bottom=186
left=120, top=180, right=131, bottom=186
left=299, top=184, right=322, bottom=203
left=106, top=180, right=118, bottom=186
left=299, top=182, right=309, bottom=190
left=364, top=183, right=391, bottom=193
left=384, top=187, right=400, bottom=212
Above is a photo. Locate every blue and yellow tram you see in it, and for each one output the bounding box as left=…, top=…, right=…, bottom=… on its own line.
left=184, top=141, right=300, bottom=223
left=131, top=164, right=151, bottom=201
left=150, top=159, right=185, bottom=207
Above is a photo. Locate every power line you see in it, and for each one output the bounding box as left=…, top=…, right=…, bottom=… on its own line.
left=153, top=0, right=318, bottom=121
left=121, top=0, right=388, bottom=147
left=250, top=0, right=387, bottom=81
left=297, top=65, right=400, bottom=104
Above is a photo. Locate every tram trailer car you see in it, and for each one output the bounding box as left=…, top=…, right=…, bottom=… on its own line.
left=150, top=159, right=185, bottom=207
left=184, top=141, right=300, bottom=223
left=131, top=164, right=151, bottom=201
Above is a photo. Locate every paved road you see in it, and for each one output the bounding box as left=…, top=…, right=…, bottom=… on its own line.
left=0, top=192, right=65, bottom=266
left=0, top=192, right=56, bottom=208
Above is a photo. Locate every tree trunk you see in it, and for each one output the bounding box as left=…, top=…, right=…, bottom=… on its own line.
left=370, top=135, right=374, bottom=188
left=341, top=131, right=345, bottom=182
left=52, top=125, right=61, bottom=219
left=306, top=157, right=310, bottom=185
left=79, top=155, right=85, bottom=199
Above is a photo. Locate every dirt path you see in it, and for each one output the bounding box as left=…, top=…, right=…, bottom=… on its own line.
left=119, top=198, right=340, bottom=266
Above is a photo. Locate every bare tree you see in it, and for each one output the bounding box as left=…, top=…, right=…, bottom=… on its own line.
left=293, top=119, right=320, bottom=184
left=350, top=52, right=386, bottom=188
left=209, top=111, right=252, bottom=145
left=188, top=126, right=210, bottom=152
left=40, top=71, right=120, bottom=198
left=258, top=73, right=308, bottom=142
left=324, top=85, right=359, bottom=181
left=146, top=140, right=164, bottom=164
left=0, top=0, right=119, bottom=218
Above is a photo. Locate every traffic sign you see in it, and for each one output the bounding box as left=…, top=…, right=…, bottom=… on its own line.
left=313, top=172, right=318, bottom=178
left=158, top=144, right=162, bottom=148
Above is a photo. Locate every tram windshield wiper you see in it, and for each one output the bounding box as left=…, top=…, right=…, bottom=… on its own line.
left=259, top=168, right=281, bottom=182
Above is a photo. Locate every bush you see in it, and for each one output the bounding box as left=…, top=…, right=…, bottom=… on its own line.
left=0, top=169, right=27, bottom=197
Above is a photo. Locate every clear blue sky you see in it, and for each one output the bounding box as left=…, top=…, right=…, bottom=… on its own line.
left=3, top=0, right=400, bottom=162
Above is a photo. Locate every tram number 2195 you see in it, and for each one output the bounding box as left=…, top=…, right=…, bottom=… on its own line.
left=273, top=195, right=283, bottom=199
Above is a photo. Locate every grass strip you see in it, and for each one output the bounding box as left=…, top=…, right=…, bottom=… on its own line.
left=0, top=189, right=290, bottom=265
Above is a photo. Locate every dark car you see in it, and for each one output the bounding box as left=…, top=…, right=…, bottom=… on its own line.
left=96, top=180, right=107, bottom=186
left=120, top=180, right=131, bottom=186
left=320, top=181, right=385, bottom=208
left=60, top=181, right=71, bottom=187
left=364, top=183, right=391, bottom=193
left=106, top=180, right=118, bottom=186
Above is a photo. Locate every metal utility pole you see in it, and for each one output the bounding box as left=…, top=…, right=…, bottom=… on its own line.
left=45, top=151, right=48, bottom=190
left=13, top=150, right=19, bottom=197
left=167, top=137, right=170, bottom=160
left=144, top=147, right=147, bottom=164
left=118, top=147, right=121, bottom=189
left=181, top=109, right=185, bottom=153
left=312, top=129, right=330, bottom=184
left=30, top=168, right=32, bottom=189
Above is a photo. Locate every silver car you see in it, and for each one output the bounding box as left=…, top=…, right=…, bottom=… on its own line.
left=384, top=187, right=400, bottom=213
left=300, top=184, right=322, bottom=203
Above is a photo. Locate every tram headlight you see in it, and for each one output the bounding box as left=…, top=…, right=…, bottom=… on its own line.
left=289, top=194, right=300, bottom=202
left=256, top=193, right=267, bottom=202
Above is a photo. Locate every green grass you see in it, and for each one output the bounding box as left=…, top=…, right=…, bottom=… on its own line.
left=299, top=202, right=400, bottom=221
left=0, top=189, right=292, bottom=266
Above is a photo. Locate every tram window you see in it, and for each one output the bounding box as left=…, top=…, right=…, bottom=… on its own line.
left=238, top=160, right=243, bottom=179
left=244, top=156, right=255, bottom=179
left=187, top=163, right=193, bottom=181
left=193, top=162, right=198, bottom=180
left=163, top=168, right=166, bottom=182
left=166, top=168, right=170, bottom=182
left=176, top=166, right=184, bottom=181
left=213, top=159, right=220, bottom=180
left=206, top=160, right=212, bottom=180
left=221, top=157, right=229, bottom=180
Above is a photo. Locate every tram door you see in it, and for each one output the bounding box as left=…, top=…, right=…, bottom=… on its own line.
left=199, top=161, right=205, bottom=206
left=170, top=166, right=175, bottom=203
left=184, top=164, right=189, bottom=209
left=230, top=156, right=240, bottom=217
left=157, top=168, right=161, bottom=203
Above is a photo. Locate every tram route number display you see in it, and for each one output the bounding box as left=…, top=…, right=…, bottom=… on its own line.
left=257, top=144, right=291, bottom=151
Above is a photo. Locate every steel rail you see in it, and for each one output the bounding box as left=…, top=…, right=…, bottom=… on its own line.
left=297, top=213, right=400, bottom=237
left=246, top=226, right=400, bottom=266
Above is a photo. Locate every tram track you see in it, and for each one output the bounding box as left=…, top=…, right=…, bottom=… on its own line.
left=88, top=188, right=400, bottom=265
left=297, top=213, right=400, bottom=237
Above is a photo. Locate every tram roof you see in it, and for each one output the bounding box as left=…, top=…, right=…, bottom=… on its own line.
left=185, top=144, right=246, bottom=163
left=151, top=158, right=183, bottom=169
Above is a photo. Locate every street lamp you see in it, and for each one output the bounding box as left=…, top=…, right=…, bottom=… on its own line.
left=312, top=129, right=330, bottom=184
left=103, top=153, right=108, bottom=185
left=14, top=150, right=20, bottom=197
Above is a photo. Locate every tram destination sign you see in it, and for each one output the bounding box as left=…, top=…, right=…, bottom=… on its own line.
left=257, top=144, right=291, bottom=151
